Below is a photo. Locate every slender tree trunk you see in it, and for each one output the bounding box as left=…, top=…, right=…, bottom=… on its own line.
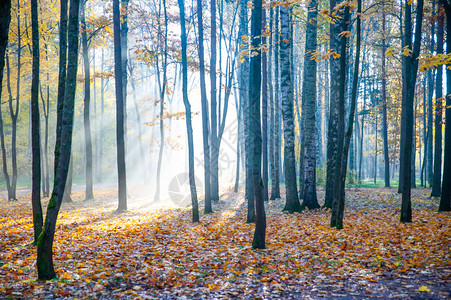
left=31, top=0, right=43, bottom=244
left=113, top=0, right=127, bottom=212
left=0, top=7, right=12, bottom=194
left=81, top=0, right=94, bottom=200
left=330, top=3, right=350, bottom=228
left=439, top=1, right=451, bottom=212
left=427, top=5, right=435, bottom=187
left=54, top=0, right=67, bottom=181
left=331, top=0, right=360, bottom=229
left=400, top=0, right=424, bottom=223
left=381, top=4, right=390, bottom=187
left=271, top=6, right=281, bottom=200
left=210, top=0, right=219, bottom=202
left=37, top=0, right=80, bottom=280
left=1, top=56, right=13, bottom=201
left=432, top=2, right=444, bottom=197
left=99, top=48, right=105, bottom=183
left=197, top=0, right=212, bottom=213
left=178, top=0, right=199, bottom=222
left=154, top=0, right=168, bottom=202
left=249, top=0, right=265, bottom=249
left=302, top=0, right=319, bottom=209
left=280, top=5, right=302, bottom=213
left=262, top=6, right=268, bottom=202
left=268, top=5, right=275, bottom=200
left=324, top=0, right=340, bottom=209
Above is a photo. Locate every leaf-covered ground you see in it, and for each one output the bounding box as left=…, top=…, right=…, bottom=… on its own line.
left=0, top=186, right=450, bottom=299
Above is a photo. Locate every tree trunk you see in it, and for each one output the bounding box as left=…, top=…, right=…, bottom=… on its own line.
left=280, top=5, right=301, bottom=214
left=432, top=2, right=444, bottom=197
left=400, top=0, right=424, bottom=223
left=210, top=0, right=219, bottom=202
left=154, top=0, right=168, bottom=202
left=31, top=0, right=43, bottom=244
left=262, top=6, right=268, bottom=202
left=37, top=0, right=80, bottom=280
left=177, top=0, right=199, bottom=221
left=331, top=0, right=360, bottom=229
left=197, top=0, right=212, bottom=213
left=81, top=0, right=94, bottom=200
left=249, top=0, right=265, bottom=249
left=324, top=0, right=339, bottom=209
left=439, top=1, right=451, bottom=212
left=301, top=0, right=319, bottom=209
left=113, top=0, right=127, bottom=212
left=54, top=0, right=68, bottom=181
left=271, top=6, right=281, bottom=200
left=381, top=4, right=390, bottom=188
left=330, top=2, right=350, bottom=228
left=99, top=48, right=105, bottom=183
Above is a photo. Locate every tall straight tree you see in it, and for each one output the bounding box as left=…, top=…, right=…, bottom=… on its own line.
left=177, top=0, right=199, bottom=222
left=238, top=0, right=254, bottom=221
left=249, top=0, right=265, bottom=249
left=381, top=2, right=390, bottom=188
left=270, top=6, right=281, bottom=200
left=262, top=6, right=268, bottom=202
left=37, top=0, right=80, bottom=279
left=113, top=0, right=127, bottom=212
left=210, top=0, right=219, bottom=202
left=154, top=0, right=168, bottom=202
left=439, top=0, right=451, bottom=212
left=301, top=0, right=320, bottom=209
left=54, top=0, right=68, bottom=178
left=0, top=0, right=13, bottom=202
left=197, top=0, right=212, bottom=213
left=431, top=1, right=443, bottom=197
left=81, top=0, right=94, bottom=200
left=324, top=0, right=340, bottom=209
left=280, top=4, right=302, bottom=213
left=31, top=0, right=43, bottom=244
left=331, top=1, right=359, bottom=229
left=400, top=0, right=424, bottom=223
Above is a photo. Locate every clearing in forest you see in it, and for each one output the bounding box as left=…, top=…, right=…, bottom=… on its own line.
left=0, top=187, right=450, bottom=299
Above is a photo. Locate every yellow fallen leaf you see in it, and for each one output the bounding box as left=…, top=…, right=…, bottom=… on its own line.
left=419, top=286, right=430, bottom=292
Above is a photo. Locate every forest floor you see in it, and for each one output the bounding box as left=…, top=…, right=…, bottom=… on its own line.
left=0, top=186, right=450, bottom=299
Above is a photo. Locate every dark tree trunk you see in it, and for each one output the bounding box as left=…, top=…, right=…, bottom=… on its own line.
left=432, top=2, right=444, bottom=197
left=0, top=5, right=12, bottom=200
left=427, top=6, right=435, bottom=187
left=81, top=0, right=94, bottom=200
left=324, top=0, right=339, bottom=209
left=37, top=0, right=80, bottom=280
left=270, top=6, right=281, bottom=200
left=301, top=0, right=319, bottom=209
left=178, top=0, right=199, bottom=222
left=197, top=0, right=212, bottom=213
left=400, top=0, right=424, bottom=223
left=249, top=0, right=265, bottom=249
left=238, top=0, right=254, bottom=221
left=381, top=4, right=390, bottom=188
left=439, top=1, right=451, bottom=212
left=31, top=0, right=43, bottom=244
left=330, top=3, right=350, bottom=229
left=280, top=5, right=302, bottom=214
left=262, top=6, right=268, bottom=202
left=113, top=0, right=127, bottom=212
left=331, top=0, right=360, bottom=229
left=54, top=0, right=68, bottom=180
